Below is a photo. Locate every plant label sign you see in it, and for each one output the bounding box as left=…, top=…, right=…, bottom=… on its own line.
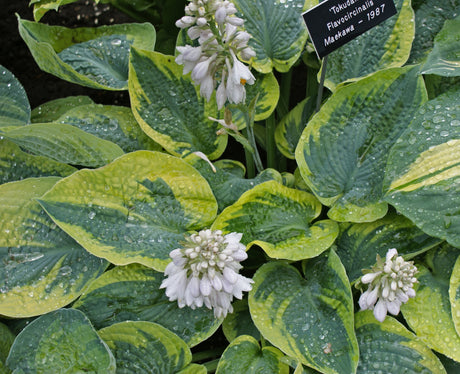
left=303, top=0, right=397, bottom=58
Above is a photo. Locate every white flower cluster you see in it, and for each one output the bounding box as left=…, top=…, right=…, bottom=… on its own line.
left=358, top=248, right=418, bottom=322
left=160, top=229, right=253, bottom=318
left=175, top=0, right=256, bottom=109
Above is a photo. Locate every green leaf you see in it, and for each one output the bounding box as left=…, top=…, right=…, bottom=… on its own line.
left=295, top=66, right=427, bottom=223
left=73, top=264, right=222, bottom=347
left=212, top=180, right=338, bottom=261
left=408, top=0, right=460, bottom=64
left=425, top=75, right=460, bottom=100
left=18, top=17, right=156, bottom=90
left=233, top=0, right=308, bottom=73
left=355, top=310, right=446, bottom=373
left=6, top=309, right=116, bottom=373
left=275, top=97, right=315, bottom=159
left=249, top=250, right=359, bottom=374
left=129, top=48, right=226, bottom=159
left=186, top=155, right=282, bottom=212
left=0, top=139, right=76, bottom=184
left=3, top=122, right=125, bottom=168
left=0, top=65, right=30, bottom=130
left=384, top=89, right=460, bottom=247
left=449, top=255, right=460, bottom=336
left=38, top=151, right=217, bottom=271
left=216, top=335, right=289, bottom=374
left=0, top=323, right=14, bottom=366
left=421, top=16, right=460, bottom=77
left=98, top=321, right=196, bottom=373
left=222, top=299, right=260, bottom=343
left=30, top=0, right=85, bottom=21
left=324, top=0, right=414, bottom=91
left=401, top=258, right=460, bottom=362
left=0, top=178, right=107, bottom=318
left=335, top=213, right=442, bottom=283
left=55, top=103, right=160, bottom=152
left=30, top=95, right=94, bottom=123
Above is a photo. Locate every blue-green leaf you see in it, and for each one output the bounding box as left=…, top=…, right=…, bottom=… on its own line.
left=421, top=16, right=460, bottom=77
left=234, top=0, right=308, bottom=73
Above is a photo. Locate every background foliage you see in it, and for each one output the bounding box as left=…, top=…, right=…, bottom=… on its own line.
left=1, top=0, right=460, bottom=372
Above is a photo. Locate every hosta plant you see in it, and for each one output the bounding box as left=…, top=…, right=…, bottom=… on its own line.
left=1, top=0, right=460, bottom=373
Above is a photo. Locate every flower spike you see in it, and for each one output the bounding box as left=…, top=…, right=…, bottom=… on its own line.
left=357, top=248, right=418, bottom=322
left=175, top=0, right=256, bottom=109
left=160, top=229, right=253, bottom=318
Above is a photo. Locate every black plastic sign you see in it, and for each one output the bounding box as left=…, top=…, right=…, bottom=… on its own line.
left=303, top=0, right=397, bottom=58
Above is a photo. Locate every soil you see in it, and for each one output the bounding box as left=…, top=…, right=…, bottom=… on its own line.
left=0, top=0, right=135, bottom=109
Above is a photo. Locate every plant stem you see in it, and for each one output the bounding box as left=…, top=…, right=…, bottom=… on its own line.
left=265, top=113, right=277, bottom=169
left=245, top=122, right=264, bottom=173
left=316, top=55, right=328, bottom=112
left=192, top=347, right=224, bottom=362
left=203, top=358, right=220, bottom=373
left=243, top=127, right=257, bottom=178
left=276, top=70, right=292, bottom=119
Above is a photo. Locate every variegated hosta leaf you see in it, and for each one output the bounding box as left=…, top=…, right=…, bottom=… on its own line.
left=0, top=139, right=76, bottom=184
left=0, top=178, right=107, bottom=318
left=0, top=65, right=30, bottom=130
left=355, top=311, right=446, bottom=373
left=421, top=15, right=460, bottom=77
left=6, top=309, right=116, bottom=373
left=98, top=321, right=203, bottom=373
left=275, top=97, right=315, bottom=159
left=18, top=17, right=156, bottom=90
left=324, top=0, right=414, bottom=91
left=30, top=95, right=94, bottom=123
left=233, top=0, right=308, bottom=73
left=212, top=180, right=339, bottom=261
left=55, top=103, right=160, bottom=152
left=229, top=71, right=280, bottom=129
left=216, top=335, right=289, bottom=374
left=384, top=88, right=460, bottom=247
left=38, top=151, right=217, bottom=271
left=295, top=66, right=427, bottom=223
left=73, top=264, right=222, bottom=347
left=3, top=122, right=125, bottom=168
left=249, top=250, right=359, bottom=374
left=222, top=299, right=260, bottom=342
left=408, top=0, right=460, bottom=64
left=401, top=246, right=460, bottom=362
left=129, top=48, right=226, bottom=159
left=449, top=255, right=460, bottom=336
left=335, top=213, right=442, bottom=283
left=186, top=155, right=282, bottom=212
